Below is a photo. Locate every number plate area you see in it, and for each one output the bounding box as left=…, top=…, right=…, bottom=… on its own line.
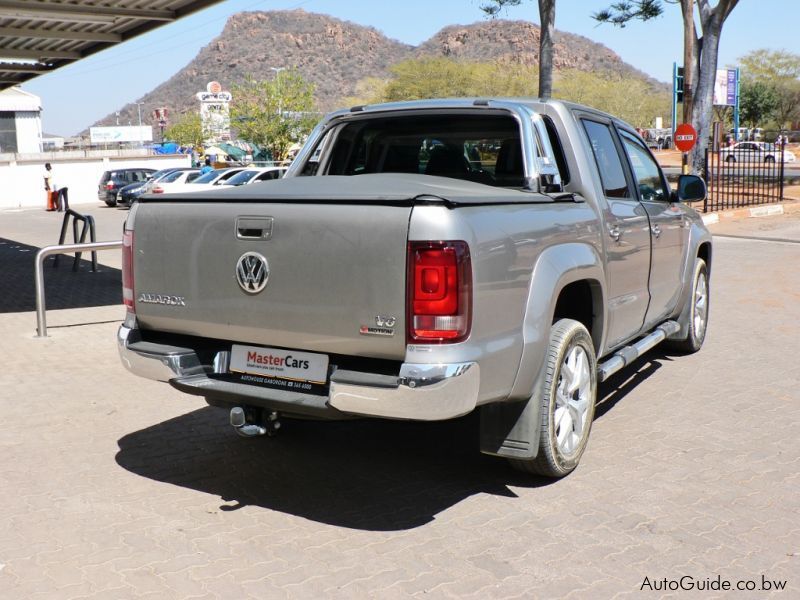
left=226, top=344, right=331, bottom=395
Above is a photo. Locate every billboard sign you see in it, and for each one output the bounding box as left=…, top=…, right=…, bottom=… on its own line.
left=90, top=126, right=153, bottom=143
left=713, top=69, right=738, bottom=106
left=197, top=81, right=232, bottom=144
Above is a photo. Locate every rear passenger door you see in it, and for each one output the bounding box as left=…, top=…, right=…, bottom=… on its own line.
left=581, top=118, right=651, bottom=349
left=619, top=130, right=689, bottom=327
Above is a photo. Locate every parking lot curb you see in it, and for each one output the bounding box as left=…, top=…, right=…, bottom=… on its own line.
left=702, top=198, right=800, bottom=226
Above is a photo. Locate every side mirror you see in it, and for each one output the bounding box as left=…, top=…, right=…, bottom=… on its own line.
left=675, top=174, right=706, bottom=203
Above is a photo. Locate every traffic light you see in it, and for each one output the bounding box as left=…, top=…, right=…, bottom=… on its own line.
left=676, top=67, right=684, bottom=103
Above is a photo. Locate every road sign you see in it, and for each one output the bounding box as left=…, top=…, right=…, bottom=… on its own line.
left=674, top=123, right=698, bottom=152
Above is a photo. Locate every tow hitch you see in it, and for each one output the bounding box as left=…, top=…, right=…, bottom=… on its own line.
left=229, top=406, right=281, bottom=438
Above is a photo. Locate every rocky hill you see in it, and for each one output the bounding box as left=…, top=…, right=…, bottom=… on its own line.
left=94, top=9, right=663, bottom=130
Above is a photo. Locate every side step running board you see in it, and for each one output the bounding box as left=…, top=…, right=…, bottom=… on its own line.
left=597, top=320, right=680, bottom=382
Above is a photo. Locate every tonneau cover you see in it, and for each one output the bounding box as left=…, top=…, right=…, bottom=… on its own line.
left=141, top=173, right=551, bottom=205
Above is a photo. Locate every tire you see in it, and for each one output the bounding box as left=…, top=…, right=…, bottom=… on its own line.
left=725, top=155, right=736, bottom=163
left=509, top=319, right=597, bottom=478
left=764, top=156, right=775, bottom=164
left=105, top=199, right=117, bottom=207
left=667, top=258, right=709, bottom=354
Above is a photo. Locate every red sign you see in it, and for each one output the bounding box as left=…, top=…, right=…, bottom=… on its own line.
left=674, top=123, right=698, bottom=152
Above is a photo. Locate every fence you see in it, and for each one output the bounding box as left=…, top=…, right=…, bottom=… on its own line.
left=703, top=143, right=785, bottom=213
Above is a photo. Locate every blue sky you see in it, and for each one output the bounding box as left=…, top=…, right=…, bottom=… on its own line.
left=23, top=0, right=800, bottom=135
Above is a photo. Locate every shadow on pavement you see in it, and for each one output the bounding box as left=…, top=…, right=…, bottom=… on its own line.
left=596, top=351, right=669, bottom=419
left=116, top=408, right=554, bottom=531
left=115, top=356, right=663, bottom=531
left=0, top=237, right=121, bottom=313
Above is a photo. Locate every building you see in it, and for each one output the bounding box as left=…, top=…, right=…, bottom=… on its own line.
left=0, top=87, right=43, bottom=154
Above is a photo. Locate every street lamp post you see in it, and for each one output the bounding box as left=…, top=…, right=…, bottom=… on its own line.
left=135, top=102, right=144, bottom=147
left=270, top=66, right=286, bottom=116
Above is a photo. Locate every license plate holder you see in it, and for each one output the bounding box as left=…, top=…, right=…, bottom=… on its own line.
left=225, top=344, right=330, bottom=395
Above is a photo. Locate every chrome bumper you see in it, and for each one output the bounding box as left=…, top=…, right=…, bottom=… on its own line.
left=117, top=325, right=479, bottom=421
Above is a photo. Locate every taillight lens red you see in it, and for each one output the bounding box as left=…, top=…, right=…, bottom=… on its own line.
left=122, top=229, right=135, bottom=313
left=407, top=241, right=471, bottom=343
left=106, top=182, right=115, bottom=190
left=152, top=187, right=164, bottom=194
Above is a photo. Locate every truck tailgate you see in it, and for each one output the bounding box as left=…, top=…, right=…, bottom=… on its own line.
left=132, top=202, right=410, bottom=360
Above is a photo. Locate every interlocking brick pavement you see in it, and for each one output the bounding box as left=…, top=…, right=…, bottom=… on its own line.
left=0, top=205, right=798, bottom=598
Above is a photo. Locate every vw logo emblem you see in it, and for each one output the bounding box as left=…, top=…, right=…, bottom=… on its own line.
left=236, top=252, right=269, bottom=294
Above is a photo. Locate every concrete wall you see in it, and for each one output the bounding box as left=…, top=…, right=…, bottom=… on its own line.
left=0, top=152, right=191, bottom=209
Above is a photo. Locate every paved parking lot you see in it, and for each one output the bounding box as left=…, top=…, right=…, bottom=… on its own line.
left=1, top=204, right=798, bottom=599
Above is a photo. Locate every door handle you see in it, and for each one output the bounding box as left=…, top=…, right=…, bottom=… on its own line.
left=651, top=224, right=661, bottom=238
left=608, top=225, right=621, bottom=242
left=236, top=216, right=273, bottom=240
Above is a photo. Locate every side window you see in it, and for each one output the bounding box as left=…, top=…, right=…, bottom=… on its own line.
left=581, top=119, right=630, bottom=198
left=620, top=132, right=670, bottom=202
left=186, top=172, right=200, bottom=183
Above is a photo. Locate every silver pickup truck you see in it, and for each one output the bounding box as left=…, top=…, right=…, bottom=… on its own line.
left=118, top=98, right=712, bottom=478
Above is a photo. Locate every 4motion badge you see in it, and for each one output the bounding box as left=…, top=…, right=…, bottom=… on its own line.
left=360, top=315, right=396, bottom=337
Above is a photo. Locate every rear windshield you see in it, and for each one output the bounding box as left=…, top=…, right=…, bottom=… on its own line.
left=225, top=170, right=259, bottom=186
left=192, top=170, right=220, bottom=184
left=322, top=114, right=524, bottom=187
left=161, top=170, right=185, bottom=183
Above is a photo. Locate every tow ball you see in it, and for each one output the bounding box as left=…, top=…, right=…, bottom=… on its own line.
left=229, top=407, right=281, bottom=438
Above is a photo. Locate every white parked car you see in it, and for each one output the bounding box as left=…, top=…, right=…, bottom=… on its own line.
left=221, top=166, right=287, bottom=186
left=720, top=142, right=796, bottom=164
left=150, top=169, right=202, bottom=194
left=166, top=167, right=248, bottom=193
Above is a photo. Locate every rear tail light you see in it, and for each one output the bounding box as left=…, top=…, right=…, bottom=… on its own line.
left=407, top=241, right=472, bottom=343
left=122, top=229, right=135, bottom=313
left=106, top=182, right=115, bottom=190
left=152, top=186, right=164, bottom=194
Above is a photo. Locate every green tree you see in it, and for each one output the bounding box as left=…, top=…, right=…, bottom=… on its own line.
left=739, top=80, right=778, bottom=128
left=376, top=57, right=537, bottom=102
left=739, top=49, right=800, bottom=128
left=553, top=70, right=671, bottom=127
left=163, top=112, right=206, bottom=148
left=595, top=0, right=741, bottom=174
left=231, top=71, right=319, bottom=162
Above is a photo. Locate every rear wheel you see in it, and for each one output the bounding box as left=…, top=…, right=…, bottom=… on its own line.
left=725, top=155, right=736, bottom=163
left=667, top=258, right=709, bottom=354
left=764, top=155, right=775, bottom=164
left=509, top=319, right=597, bottom=478
left=105, top=198, right=117, bottom=207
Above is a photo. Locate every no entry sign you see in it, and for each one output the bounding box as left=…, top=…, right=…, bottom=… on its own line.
left=674, top=123, right=698, bottom=152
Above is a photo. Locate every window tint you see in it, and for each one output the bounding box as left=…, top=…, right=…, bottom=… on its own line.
left=225, top=170, right=258, bottom=185
left=186, top=172, right=201, bottom=182
left=620, top=132, right=670, bottom=202
left=161, top=170, right=184, bottom=183
left=193, top=170, right=219, bottom=184
left=582, top=120, right=630, bottom=198
left=254, top=170, right=281, bottom=181
left=324, top=114, right=523, bottom=187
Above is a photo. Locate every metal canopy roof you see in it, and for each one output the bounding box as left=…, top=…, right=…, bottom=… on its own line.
left=0, top=0, right=223, bottom=90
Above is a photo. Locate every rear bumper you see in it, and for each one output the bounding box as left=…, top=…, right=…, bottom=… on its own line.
left=117, top=324, right=479, bottom=421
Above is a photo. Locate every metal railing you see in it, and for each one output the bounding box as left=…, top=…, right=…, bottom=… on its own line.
left=35, top=241, right=122, bottom=338
left=703, top=144, right=785, bottom=212
left=54, top=209, right=97, bottom=271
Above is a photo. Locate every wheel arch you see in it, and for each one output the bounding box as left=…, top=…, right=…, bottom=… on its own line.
left=480, top=242, right=604, bottom=460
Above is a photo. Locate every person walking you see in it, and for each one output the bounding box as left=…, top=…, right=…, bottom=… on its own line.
left=200, top=157, right=213, bottom=174
left=43, top=163, right=57, bottom=211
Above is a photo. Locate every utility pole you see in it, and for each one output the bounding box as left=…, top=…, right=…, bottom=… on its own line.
left=270, top=66, right=286, bottom=116
left=681, top=0, right=695, bottom=123
left=135, top=102, right=144, bottom=147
